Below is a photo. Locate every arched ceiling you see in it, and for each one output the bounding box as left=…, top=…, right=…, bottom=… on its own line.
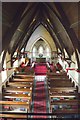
left=2, top=2, right=80, bottom=67
left=25, top=24, right=56, bottom=52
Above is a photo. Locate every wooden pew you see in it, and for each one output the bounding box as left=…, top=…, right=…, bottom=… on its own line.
left=3, top=93, right=31, bottom=98
left=51, top=109, right=79, bottom=114
left=48, top=79, right=71, bottom=83
left=50, top=96, right=79, bottom=114
left=4, top=87, right=32, bottom=93
left=0, top=114, right=27, bottom=119
left=13, top=74, right=35, bottom=79
left=48, top=78, right=70, bottom=81
left=1, top=68, right=34, bottom=119
left=0, top=101, right=29, bottom=105
left=51, top=100, right=79, bottom=104
left=0, top=101, right=30, bottom=110
left=50, top=93, right=78, bottom=98
left=0, top=101, right=30, bottom=119
left=12, top=78, right=33, bottom=82
left=48, top=79, right=72, bottom=84
left=47, top=72, right=67, bottom=76
left=49, top=89, right=78, bottom=100
left=47, top=70, right=79, bottom=116
left=7, top=82, right=32, bottom=88
left=47, top=75, right=69, bottom=79
left=49, top=88, right=79, bottom=115
left=47, top=73, right=67, bottom=77
left=47, top=74, right=70, bottom=79
left=50, top=94, right=77, bottom=98
left=8, top=81, right=33, bottom=85
left=15, top=68, right=34, bottom=74
left=2, top=93, right=32, bottom=103
left=49, top=87, right=77, bottom=92
left=48, top=81, right=73, bottom=87
left=49, top=84, right=73, bottom=87
left=2, top=94, right=32, bottom=105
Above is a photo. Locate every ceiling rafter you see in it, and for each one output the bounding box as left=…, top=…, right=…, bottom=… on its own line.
left=43, top=3, right=75, bottom=55
left=18, top=7, right=41, bottom=51
left=9, top=3, right=39, bottom=54
left=16, top=14, right=40, bottom=54
left=43, top=4, right=71, bottom=58
left=55, top=3, right=79, bottom=52
left=21, top=22, right=42, bottom=52
left=44, top=23, right=63, bottom=54
left=54, top=2, right=79, bottom=66
left=42, top=10, right=63, bottom=53
left=2, top=3, right=28, bottom=51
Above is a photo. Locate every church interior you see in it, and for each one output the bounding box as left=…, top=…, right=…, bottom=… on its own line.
left=0, top=2, right=80, bottom=119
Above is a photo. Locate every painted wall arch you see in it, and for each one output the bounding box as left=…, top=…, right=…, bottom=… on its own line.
left=25, top=24, right=57, bottom=53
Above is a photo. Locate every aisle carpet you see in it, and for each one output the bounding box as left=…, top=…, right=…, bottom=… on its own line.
left=33, top=81, right=47, bottom=118
left=34, top=64, right=47, bottom=75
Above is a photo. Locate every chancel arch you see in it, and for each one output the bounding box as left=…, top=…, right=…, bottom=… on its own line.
left=25, top=24, right=57, bottom=53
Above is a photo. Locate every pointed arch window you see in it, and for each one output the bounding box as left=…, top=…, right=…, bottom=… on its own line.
left=38, top=45, right=43, bottom=54
left=46, top=47, right=50, bottom=57
left=32, top=46, right=37, bottom=57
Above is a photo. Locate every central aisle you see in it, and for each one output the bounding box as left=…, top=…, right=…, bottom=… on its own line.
left=32, top=63, right=49, bottom=118
left=34, top=63, right=47, bottom=75
left=33, top=76, right=49, bottom=118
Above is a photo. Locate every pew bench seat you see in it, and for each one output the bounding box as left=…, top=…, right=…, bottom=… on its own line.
left=13, top=74, right=35, bottom=79
left=0, top=101, right=30, bottom=113
left=3, top=93, right=32, bottom=100
left=50, top=100, right=79, bottom=105
left=13, top=78, right=34, bottom=82
left=49, top=87, right=76, bottom=92
left=7, top=82, right=32, bottom=88
left=4, top=87, right=32, bottom=93
left=0, top=114, right=27, bottom=118
left=51, top=109, right=79, bottom=114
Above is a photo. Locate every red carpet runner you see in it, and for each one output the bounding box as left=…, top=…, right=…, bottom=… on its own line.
left=34, top=63, right=47, bottom=75
left=33, top=81, right=47, bottom=118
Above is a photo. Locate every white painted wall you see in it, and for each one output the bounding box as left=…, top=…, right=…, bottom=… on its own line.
left=1, top=58, right=7, bottom=82
left=59, top=52, right=80, bottom=92
left=0, top=52, right=14, bottom=87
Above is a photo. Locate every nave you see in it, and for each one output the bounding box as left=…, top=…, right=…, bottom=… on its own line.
left=0, top=61, right=80, bottom=119
left=1, top=2, right=80, bottom=119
